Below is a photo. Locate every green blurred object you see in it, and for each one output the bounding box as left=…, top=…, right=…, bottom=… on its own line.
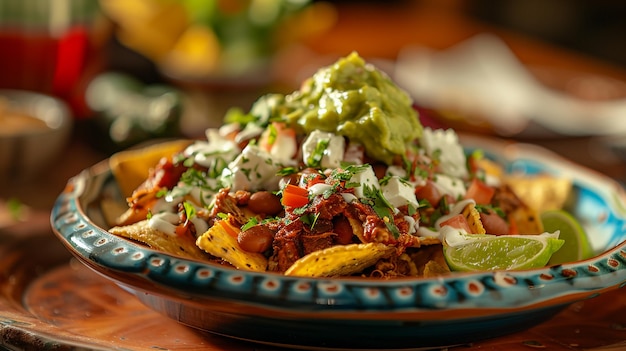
left=184, top=0, right=310, bottom=67
left=99, top=0, right=313, bottom=84
left=85, top=72, right=183, bottom=152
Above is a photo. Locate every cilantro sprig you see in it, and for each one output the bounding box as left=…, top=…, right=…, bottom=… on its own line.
left=360, top=184, right=401, bottom=238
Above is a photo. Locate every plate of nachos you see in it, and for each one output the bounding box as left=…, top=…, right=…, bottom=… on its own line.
left=51, top=53, right=626, bottom=350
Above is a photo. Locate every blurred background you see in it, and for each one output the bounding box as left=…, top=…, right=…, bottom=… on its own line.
left=1, top=0, right=625, bottom=225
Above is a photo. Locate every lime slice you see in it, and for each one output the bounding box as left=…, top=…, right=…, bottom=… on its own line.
left=443, top=233, right=564, bottom=272
left=541, top=210, right=594, bottom=265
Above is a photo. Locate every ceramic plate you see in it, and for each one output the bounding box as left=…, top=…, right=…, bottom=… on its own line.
left=50, top=135, right=626, bottom=350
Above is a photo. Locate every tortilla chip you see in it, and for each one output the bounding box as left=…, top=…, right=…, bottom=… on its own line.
left=196, top=219, right=268, bottom=271
left=462, top=202, right=486, bottom=234
left=284, top=242, right=395, bottom=277
left=508, top=205, right=544, bottom=234
left=347, top=216, right=366, bottom=243
left=110, top=139, right=192, bottom=197
left=505, top=174, right=572, bottom=213
left=418, top=236, right=442, bottom=246
left=407, top=235, right=442, bottom=248
left=422, top=260, right=451, bottom=278
left=409, top=244, right=450, bottom=277
left=109, top=219, right=208, bottom=260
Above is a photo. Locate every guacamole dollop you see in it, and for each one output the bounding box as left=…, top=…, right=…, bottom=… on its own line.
left=228, top=52, right=423, bottom=164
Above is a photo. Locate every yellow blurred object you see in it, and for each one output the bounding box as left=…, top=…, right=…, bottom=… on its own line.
left=100, top=0, right=321, bottom=79
left=505, top=175, right=573, bottom=214
left=161, top=24, right=221, bottom=78
left=196, top=217, right=268, bottom=272
left=275, top=2, right=337, bottom=48
left=100, top=0, right=189, bottom=61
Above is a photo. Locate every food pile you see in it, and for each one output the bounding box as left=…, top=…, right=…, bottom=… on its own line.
left=109, top=52, right=569, bottom=278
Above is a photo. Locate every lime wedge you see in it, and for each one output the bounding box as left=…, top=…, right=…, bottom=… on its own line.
left=443, top=233, right=564, bottom=272
left=541, top=210, right=594, bottom=265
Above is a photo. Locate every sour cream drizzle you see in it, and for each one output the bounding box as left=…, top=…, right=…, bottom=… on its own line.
left=149, top=212, right=179, bottom=236
left=148, top=203, right=209, bottom=236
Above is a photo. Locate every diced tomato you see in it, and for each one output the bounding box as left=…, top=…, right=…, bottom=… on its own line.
left=415, top=180, right=442, bottom=207
left=467, top=152, right=481, bottom=175
left=281, top=184, right=310, bottom=208
left=464, top=178, right=495, bottom=205
left=440, top=214, right=472, bottom=233
left=259, top=122, right=296, bottom=153
left=221, top=219, right=241, bottom=238
left=175, top=222, right=190, bottom=237
left=153, top=157, right=187, bottom=189
left=305, top=173, right=325, bottom=188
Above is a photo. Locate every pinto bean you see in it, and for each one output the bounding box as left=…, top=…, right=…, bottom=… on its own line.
left=247, top=191, right=283, bottom=215
left=238, top=224, right=275, bottom=253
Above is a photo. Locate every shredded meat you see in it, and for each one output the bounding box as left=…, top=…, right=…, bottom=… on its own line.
left=367, top=253, right=416, bottom=278
left=308, top=193, right=349, bottom=220
left=269, top=219, right=304, bottom=272
left=210, top=188, right=248, bottom=226
left=301, top=231, right=334, bottom=255
left=492, top=184, right=524, bottom=213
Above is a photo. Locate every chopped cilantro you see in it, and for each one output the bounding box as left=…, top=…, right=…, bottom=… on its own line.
left=183, top=201, right=196, bottom=219
left=241, top=167, right=252, bottom=180
left=241, top=217, right=259, bottom=231
left=183, top=156, right=195, bottom=168
left=407, top=203, right=418, bottom=216
left=276, top=166, right=298, bottom=176
left=330, top=163, right=369, bottom=183
left=307, top=138, right=329, bottom=167
left=431, top=148, right=442, bottom=163
left=476, top=204, right=506, bottom=218
left=379, top=175, right=392, bottom=186
left=223, top=107, right=257, bottom=125
left=300, top=212, right=320, bottom=228
left=173, top=153, right=187, bottom=165
left=418, top=198, right=431, bottom=208
left=292, top=205, right=309, bottom=215
left=361, top=184, right=400, bottom=238
left=267, top=123, right=278, bottom=146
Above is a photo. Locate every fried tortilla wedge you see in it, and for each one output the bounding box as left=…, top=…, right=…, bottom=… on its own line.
left=508, top=205, right=544, bottom=234
left=409, top=244, right=450, bottom=277
left=505, top=174, right=572, bottom=213
left=110, top=139, right=192, bottom=197
left=284, top=242, right=395, bottom=277
left=462, top=202, right=486, bottom=234
left=196, top=219, right=268, bottom=272
left=109, top=219, right=209, bottom=260
left=422, top=260, right=451, bottom=278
